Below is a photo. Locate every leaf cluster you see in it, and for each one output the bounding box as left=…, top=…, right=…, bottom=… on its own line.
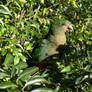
left=0, top=0, right=92, bottom=92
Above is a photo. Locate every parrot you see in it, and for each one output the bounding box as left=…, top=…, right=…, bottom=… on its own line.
left=30, top=18, right=73, bottom=70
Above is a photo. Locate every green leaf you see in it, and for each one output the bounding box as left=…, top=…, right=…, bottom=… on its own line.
left=11, top=67, right=16, bottom=77
left=24, top=41, right=32, bottom=50
left=75, top=76, right=84, bottom=85
left=1, top=48, right=7, bottom=56
left=18, top=53, right=26, bottom=62
left=0, top=72, right=9, bottom=79
left=41, top=70, right=48, bottom=77
left=61, top=65, right=71, bottom=73
left=0, top=19, right=4, bottom=26
left=54, top=84, right=60, bottom=92
left=40, top=0, right=44, bottom=4
left=19, top=0, right=26, bottom=4
left=22, top=77, right=49, bottom=91
left=0, top=81, right=17, bottom=89
left=14, top=56, right=20, bottom=65
left=11, top=62, right=28, bottom=77
left=75, top=74, right=92, bottom=85
left=16, top=44, right=24, bottom=50
left=0, top=68, right=4, bottom=72
left=17, top=67, right=39, bottom=83
left=0, top=5, right=11, bottom=16
left=31, top=88, right=54, bottom=92
left=89, top=85, right=92, bottom=92
left=3, top=53, right=14, bottom=67
left=8, top=89, right=21, bottom=92
left=43, top=8, right=48, bottom=15
left=24, top=77, right=48, bottom=88
left=15, top=62, right=28, bottom=69
left=20, top=55, right=26, bottom=62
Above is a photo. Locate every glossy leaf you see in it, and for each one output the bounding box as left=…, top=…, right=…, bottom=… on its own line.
left=8, top=89, right=21, bottom=92
left=3, top=53, right=14, bottom=67
left=75, top=74, right=92, bottom=85
left=14, top=56, right=20, bottom=65
left=0, top=5, right=11, bottom=15
left=31, top=88, right=54, bottom=92
left=24, top=77, right=48, bottom=88
left=11, top=62, right=28, bottom=77
left=0, top=81, right=17, bottom=89
left=15, top=61, right=28, bottom=69
left=17, top=67, right=39, bottom=82
left=61, top=65, right=71, bottom=73
left=0, top=72, right=9, bottom=78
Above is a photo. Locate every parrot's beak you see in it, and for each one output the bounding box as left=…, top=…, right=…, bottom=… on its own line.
left=66, top=25, right=73, bottom=33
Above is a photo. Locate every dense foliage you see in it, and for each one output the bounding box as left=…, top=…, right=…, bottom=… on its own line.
left=0, top=0, right=92, bottom=92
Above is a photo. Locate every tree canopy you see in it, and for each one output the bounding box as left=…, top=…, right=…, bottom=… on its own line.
left=0, top=0, right=92, bottom=92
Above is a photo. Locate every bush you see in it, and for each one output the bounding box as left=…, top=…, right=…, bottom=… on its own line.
left=0, top=0, right=92, bottom=92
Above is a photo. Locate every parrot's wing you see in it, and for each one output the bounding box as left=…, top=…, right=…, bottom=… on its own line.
left=32, top=39, right=49, bottom=62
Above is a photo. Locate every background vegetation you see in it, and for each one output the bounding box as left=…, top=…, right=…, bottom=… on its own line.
left=0, top=0, right=92, bottom=92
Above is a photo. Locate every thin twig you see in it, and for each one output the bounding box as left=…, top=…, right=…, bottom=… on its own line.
left=48, top=3, right=62, bottom=9
left=6, top=0, right=15, bottom=6
left=26, top=5, right=40, bottom=21
left=24, top=49, right=32, bottom=58
left=19, top=9, right=26, bottom=19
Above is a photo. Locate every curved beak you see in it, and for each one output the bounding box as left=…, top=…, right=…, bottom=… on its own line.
left=66, top=25, right=73, bottom=33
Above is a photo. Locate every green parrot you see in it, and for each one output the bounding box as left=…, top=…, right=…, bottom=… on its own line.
left=31, top=18, right=73, bottom=64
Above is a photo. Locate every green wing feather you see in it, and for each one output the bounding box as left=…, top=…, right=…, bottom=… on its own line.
left=32, top=39, right=49, bottom=62
left=32, top=18, right=72, bottom=62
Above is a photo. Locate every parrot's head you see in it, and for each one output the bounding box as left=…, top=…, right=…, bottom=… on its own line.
left=62, top=19, right=73, bottom=33
left=51, top=18, right=73, bottom=34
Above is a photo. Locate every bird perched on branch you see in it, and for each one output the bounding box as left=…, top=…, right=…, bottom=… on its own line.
left=30, top=18, right=73, bottom=70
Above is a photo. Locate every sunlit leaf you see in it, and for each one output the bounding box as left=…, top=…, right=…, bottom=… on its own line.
left=31, top=88, right=54, bottom=92
left=0, top=72, right=9, bottom=79
left=17, top=67, right=39, bottom=82
left=75, top=74, right=92, bottom=85
left=0, top=19, right=4, bottom=25
left=0, top=5, right=11, bottom=16
left=54, top=85, right=60, bottom=92
left=3, top=53, right=14, bottom=67
left=15, top=61, right=28, bottom=69
left=24, top=77, right=48, bottom=87
left=40, top=0, right=44, bottom=4
left=11, top=62, right=28, bottom=77
left=61, top=65, right=71, bottom=73
left=0, top=81, right=17, bottom=89
left=8, top=89, right=21, bottom=92
left=14, top=56, right=20, bottom=65
left=18, top=53, right=26, bottom=62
